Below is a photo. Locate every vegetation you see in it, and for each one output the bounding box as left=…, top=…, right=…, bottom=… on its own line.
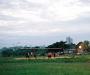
left=1, top=40, right=90, bottom=57
left=0, top=55, right=90, bottom=75
left=47, top=41, right=75, bottom=49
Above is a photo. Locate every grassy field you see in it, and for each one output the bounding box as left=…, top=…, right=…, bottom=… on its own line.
left=0, top=55, right=90, bottom=75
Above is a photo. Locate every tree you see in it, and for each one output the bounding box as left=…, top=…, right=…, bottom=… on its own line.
left=48, top=41, right=65, bottom=48
left=47, top=41, right=69, bottom=53
left=84, top=40, right=90, bottom=52
left=48, top=41, right=75, bottom=49
left=1, top=49, right=13, bottom=57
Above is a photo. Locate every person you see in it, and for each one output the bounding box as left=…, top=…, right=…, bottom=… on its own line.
left=34, top=53, right=37, bottom=59
left=48, top=52, right=52, bottom=58
left=31, top=52, right=33, bottom=57
left=25, top=52, right=30, bottom=59
left=53, top=53, right=56, bottom=58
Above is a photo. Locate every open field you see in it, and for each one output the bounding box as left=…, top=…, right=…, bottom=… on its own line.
left=0, top=55, right=90, bottom=75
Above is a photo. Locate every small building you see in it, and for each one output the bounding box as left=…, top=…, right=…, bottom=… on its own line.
left=76, top=42, right=86, bottom=54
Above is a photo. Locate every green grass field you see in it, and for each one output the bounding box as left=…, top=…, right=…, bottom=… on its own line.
left=0, top=55, right=90, bottom=75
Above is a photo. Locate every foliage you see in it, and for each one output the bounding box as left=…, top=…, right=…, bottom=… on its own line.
left=84, top=40, right=90, bottom=52
left=48, top=41, right=75, bottom=49
left=0, top=56, right=90, bottom=75
left=1, top=49, right=13, bottom=57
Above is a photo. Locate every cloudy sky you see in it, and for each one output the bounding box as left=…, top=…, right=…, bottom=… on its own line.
left=0, top=0, right=90, bottom=47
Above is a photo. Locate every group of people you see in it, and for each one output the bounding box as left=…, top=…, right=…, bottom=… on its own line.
left=47, top=53, right=56, bottom=58
left=25, top=52, right=37, bottom=59
left=25, top=52, right=57, bottom=59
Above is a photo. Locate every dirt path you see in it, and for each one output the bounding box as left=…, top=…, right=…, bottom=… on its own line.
left=15, top=56, right=71, bottom=60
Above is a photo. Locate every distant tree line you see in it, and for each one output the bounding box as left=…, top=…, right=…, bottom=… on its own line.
left=0, top=40, right=90, bottom=57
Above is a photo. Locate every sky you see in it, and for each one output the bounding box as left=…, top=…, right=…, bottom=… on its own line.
left=0, top=0, right=90, bottom=48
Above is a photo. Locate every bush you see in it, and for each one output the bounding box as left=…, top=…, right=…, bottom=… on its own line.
left=1, top=49, right=13, bottom=57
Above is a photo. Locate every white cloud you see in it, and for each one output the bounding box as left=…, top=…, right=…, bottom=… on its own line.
left=0, top=0, right=90, bottom=22
left=0, top=0, right=90, bottom=47
left=44, top=0, right=90, bottom=21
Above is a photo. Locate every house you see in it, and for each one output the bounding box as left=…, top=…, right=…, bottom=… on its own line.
left=76, top=42, right=86, bottom=54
